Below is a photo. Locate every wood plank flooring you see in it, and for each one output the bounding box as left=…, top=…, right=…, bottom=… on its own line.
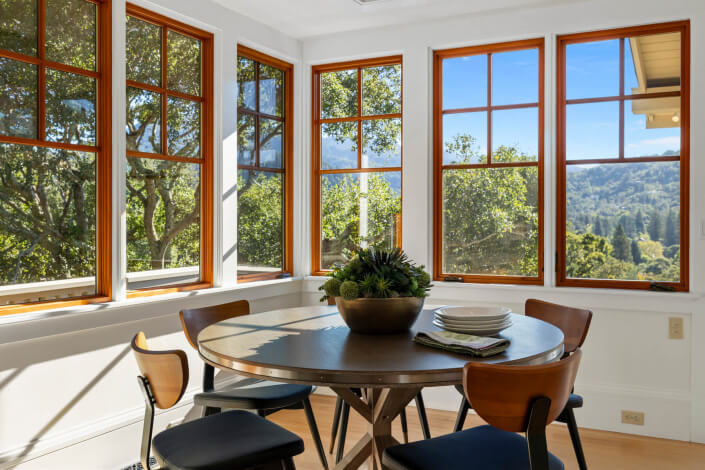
left=268, top=395, right=705, bottom=470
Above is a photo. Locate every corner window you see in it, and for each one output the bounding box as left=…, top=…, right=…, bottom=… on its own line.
left=236, top=45, right=293, bottom=281
left=433, top=39, right=544, bottom=284
left=557, top=22, right=689, bottom=290
left=125, top=5, right=213, bottom=294
left=312, top=57, right=402, bottom=273
left=0, top=0, right=111, bottom=311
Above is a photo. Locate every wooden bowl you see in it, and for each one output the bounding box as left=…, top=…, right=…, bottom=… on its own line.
left=334, top=297, right=425, bottom=334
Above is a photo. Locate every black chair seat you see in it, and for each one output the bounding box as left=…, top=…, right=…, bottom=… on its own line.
left=383, top=425, right=564, bottom=470
left=153, top=410, right=304, bottom=470
left=194, top=382, right=313, bottom=410
left=566, top=393, right=583, bottom=409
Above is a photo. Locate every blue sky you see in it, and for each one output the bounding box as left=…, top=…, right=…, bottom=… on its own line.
left=442, top=41, right=680, bottom=162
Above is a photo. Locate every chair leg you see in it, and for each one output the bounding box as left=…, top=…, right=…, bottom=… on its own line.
left=565, top=407, right=588, bottom=470
left=302, top=398, right=329, bottom=470
left=415, top=392, right=431, bottom=439
left=453, top=397, right=470, bottom=432
left=329, top=396, right=342, bottom=453
left=281, top=457, right=297, bottom=470
left=399, top=407, right=409, bottom=443
left=336, top=402, right=350, bottom=464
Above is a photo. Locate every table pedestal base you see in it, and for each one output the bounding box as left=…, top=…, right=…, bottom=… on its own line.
left=331, top=387, right=422, bottom=470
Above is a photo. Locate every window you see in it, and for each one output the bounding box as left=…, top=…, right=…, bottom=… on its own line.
left=311, top=56, right=402, bottom=273
left=557, top=22, right=689, bottom=291
left=236, top=45, right=293, bottom=281
left=0, top=0, right=111, bottom=311
left=433, top=39, right=544, bottom=285
left=125, top=4, right=213, bottom=294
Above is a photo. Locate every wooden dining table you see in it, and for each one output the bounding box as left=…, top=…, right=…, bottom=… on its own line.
left=198, top=305, right=565, bottom=470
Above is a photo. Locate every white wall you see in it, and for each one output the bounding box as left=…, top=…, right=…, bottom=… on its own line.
left=2, top=1, right=705, bottom=468
left=301, top=0, right=705, bottom=444
left=0, top=0, right=304, bottom=468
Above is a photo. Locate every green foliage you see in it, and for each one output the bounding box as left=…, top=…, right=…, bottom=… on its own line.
left=631, top=239, right=643, bottom=264
left=611, top=224, right=632, bottom=262
left=319, top=247, right=432, bottom=301
left=339, top=280, right=359, bottom=300
left=648, top=208, right=663, bottom=242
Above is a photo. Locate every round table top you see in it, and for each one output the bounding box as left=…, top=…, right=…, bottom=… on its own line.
left=198, top=306, right=565, bottom=387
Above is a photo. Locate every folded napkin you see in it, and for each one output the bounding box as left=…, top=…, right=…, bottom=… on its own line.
left=414, top=330, right=510, bottom=357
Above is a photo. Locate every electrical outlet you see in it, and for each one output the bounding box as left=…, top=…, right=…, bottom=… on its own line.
left=621, top=410, right=645, bottom=426
left=669, top=317, right=684, bottom=339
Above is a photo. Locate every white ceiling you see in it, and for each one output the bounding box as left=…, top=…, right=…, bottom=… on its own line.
left=215, top=0, right=575, bottom=39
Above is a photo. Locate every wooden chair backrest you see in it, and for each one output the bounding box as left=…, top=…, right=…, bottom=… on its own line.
left=525, top=299, right=592, bottom=353
left=463, top=349, right=582, bottom=433
left=131, top=332, right=189, bottom=410
left=179, top=300, right=250, bottom=350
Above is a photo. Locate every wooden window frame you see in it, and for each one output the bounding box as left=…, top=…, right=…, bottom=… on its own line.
left=0, top=0, right=112, bottom=315
left=236, top=45, right=294, bottom=283
left=311, top=55, right=403, bottom=275
left=125, top=4, right=213, bottom=298
left=432, top=38, right=545, bottom=285
left=556, top=21, right=690, bottom=292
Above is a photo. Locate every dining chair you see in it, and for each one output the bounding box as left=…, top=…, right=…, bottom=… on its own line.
left=452, top=299, right=592, bottom=470
left=383, top=348, right=583, bottom=470
left=180, top=300, right=329, bottom=470
left=131, top=332, right=304, bottom=470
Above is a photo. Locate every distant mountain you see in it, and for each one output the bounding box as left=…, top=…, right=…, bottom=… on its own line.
left=566, top=161, right=680, bottom=232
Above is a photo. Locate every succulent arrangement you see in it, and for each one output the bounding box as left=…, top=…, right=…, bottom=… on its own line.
left=319, top=247, right=432, bottom=301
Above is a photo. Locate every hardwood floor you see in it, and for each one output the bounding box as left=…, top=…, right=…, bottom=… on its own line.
left=268, top=394, right=705, bottom=470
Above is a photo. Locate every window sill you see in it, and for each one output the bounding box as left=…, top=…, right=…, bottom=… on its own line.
left=303, top=276, right=702, bottom=313
left=0, top=277, right=303, bottom=345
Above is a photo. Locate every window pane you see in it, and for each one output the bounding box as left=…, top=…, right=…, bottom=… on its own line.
left=492, top=48, right=538, bottom=105
left=566, top=101, right=619, bottom=160
left=362, top=118, right=400, bottom=168
left=566, top=161, right=680, bottom=282
left=321, top=171, right=400, bottom=269
left=0, top=0, right=37, bottom=56
left=167, top=96, right=200, bottom=158
left=126, top=15, right=161, bottom=87
left=625, top=32, right=681, bottom=95
left=45, top=0, right=96, bottom=71
left=566, top=39, right=619, bottom=100
left=442, top=55, right=487, bottom=110
left=0, top=57, right=37, bottom=138
left=442, top=167, right=538, bottom=276
left=237, top=112, right=255, bottom=165
left=45, top=68, right=96, bottom=146
left=126, top=157, right=200, bottom=289
left=237, top=170, right=283, bottom=275
left=443, top=112, right=487, bottom=164
left=126, top=86, right=161, bottom=154
left=0, top=143, right=96, bottom=304
left=321, top=69, right=357, bottom=119
left=321, top=121, right=357, bottom=169
left=167, top=30, right=201, bottom=96
left=237, top=56, right=255, bottom=110
left=626, top=98, right=680, bottom=158
left=259, top=63, right=283, bottom=116
left=492, top=108, right=538, bottom=162
left=362, top=64, right=401, bottom=116
left=260, top=117, right=282, bottom=168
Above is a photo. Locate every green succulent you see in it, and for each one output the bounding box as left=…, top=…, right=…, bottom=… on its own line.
left=322, top=278, right=342, bottom=297
left=340, top=280, right=360, bottom=300
left=319, top=247, right=432, bottom=301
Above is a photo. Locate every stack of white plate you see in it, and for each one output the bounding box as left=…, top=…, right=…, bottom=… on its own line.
left=433, top=306, right=513, bottom=335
